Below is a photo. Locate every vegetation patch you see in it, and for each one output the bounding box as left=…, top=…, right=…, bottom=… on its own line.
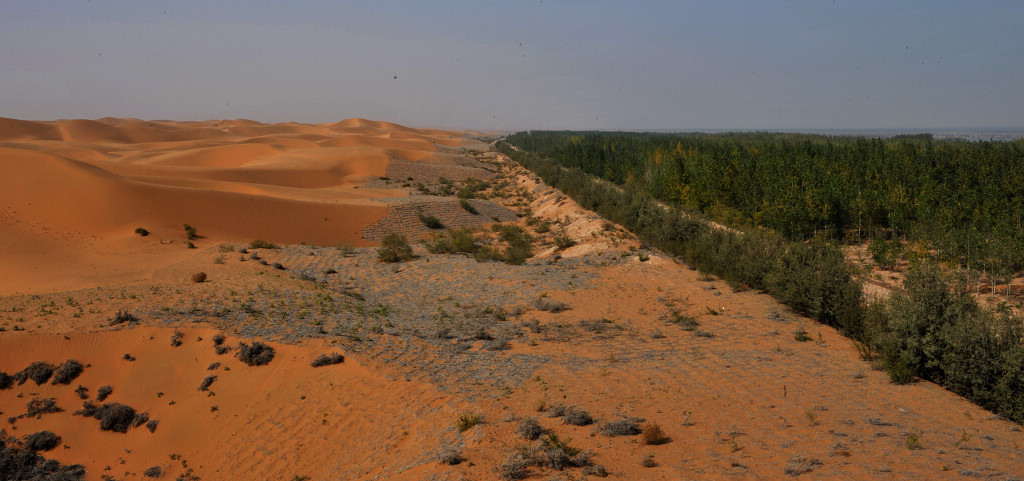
left=311, top=353, right=345, bottom=367
left=74, top=402, right=149, bottom=433
left=23, top=431, right=60, bottom=452
left=13, top=362, right=55, bottom=386
left=248, top=239, right=279, bottom=249
left=455, top=411, right=481, bottom=432
left=377, top=232, right=414, bottom=263
left=236, top=341, right=276, bottom=366
left=51, top=359, right=84, bottom=385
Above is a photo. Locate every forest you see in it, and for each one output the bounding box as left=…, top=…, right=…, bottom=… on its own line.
left=498, top=132, right=1024, bottom=424
left=504, top=131, right=1024, bottom=290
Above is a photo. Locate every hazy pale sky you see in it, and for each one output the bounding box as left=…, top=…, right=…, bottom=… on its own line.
left=1, top=1, right=1021, bottom=130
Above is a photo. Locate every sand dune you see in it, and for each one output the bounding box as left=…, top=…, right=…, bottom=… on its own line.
left=0, top=117, right=479, bottom=294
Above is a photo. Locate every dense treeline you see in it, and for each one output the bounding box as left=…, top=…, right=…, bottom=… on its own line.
left=505, top=131, right=1024, bottom=285
left=497, top=139, right=1024, bottom=424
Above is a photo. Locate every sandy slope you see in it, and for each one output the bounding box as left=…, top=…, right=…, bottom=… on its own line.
left=0, top=328, right=460, bottom=480
left=0, top=117, right=469, bottom=295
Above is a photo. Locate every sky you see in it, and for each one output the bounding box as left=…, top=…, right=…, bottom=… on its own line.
left=1, top=0, right=1022, bottom=131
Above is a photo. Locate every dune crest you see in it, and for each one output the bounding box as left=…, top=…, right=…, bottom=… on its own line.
left=0, top=117, right=491, bottom=295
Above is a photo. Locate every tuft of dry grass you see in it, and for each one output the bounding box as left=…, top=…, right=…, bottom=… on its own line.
left=641, top=423, right=669, bottom=445
left=455, top=411, right=481, bottom=432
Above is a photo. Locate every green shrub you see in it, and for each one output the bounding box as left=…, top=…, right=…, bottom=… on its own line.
left=249, top=239, right=279, bottom=249
left=377, top=232, right=413, bottom=263
left=459, top=198, right=478, bottom=214
left=418, top=213, right=444, bottom=229
left=184, top=224, right=197, bottom=240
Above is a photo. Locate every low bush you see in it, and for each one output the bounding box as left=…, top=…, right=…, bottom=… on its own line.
left=14, top=362, right=54, bottom=386
left=134, top=227, right=149, bottom=237
left=236, top=342, right=275, bottom=366
left=191, top=272, right=207, bottom=283
left=640, top=423, right=669, bottom=445
left=311, top=353, right=345, bottom=367
left=437, top=443, right=464, bottom=465
left=377, top=232, right=414, bottom=263
left=249, top=239, right=279, bottom=249
left=96, top=385, right=113, bottom=402
left=143, top=466, right=162, bottom=478
left=92, top=403, right=137, bottom=433
left=0, top=372, right=11, bottom=390
left=51, top=359, right=84, bottom=385
left=23, top=431, right=60, bottom=452
left=600, top=418, right=641, bottom=436
left=459, top=198, right=478, bottom=214
left=25, top=398, right=62, bottom=418
left=0, top=438, right=86, bottom=480
left=110, top=310, right=139, bottom=326
left=535, top=298, right=570, bottom=313
left=198, top=375, right=217, bottom=392
left=516, top=417, right=545, bottom=440
left=418, top=213, right=444, bottom=229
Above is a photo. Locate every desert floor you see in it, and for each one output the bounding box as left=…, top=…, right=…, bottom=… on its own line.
left=1, top=118, right=1022, bottom=480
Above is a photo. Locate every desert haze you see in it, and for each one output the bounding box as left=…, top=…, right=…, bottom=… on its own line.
left=1, top=117, right=1022, bottom=481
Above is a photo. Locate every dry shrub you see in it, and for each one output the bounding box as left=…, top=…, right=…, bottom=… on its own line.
left=311, top=353, right=345, bottom=367
left=52, top=359, right=83, bottom=385
left=784, top=455, right=822, bottom=476
left=437, top=442, right=464, bottom=465
left=236, top=342, right=275, bottom=366
left=600, top=418, right=641, bottom=436
left=497, top=451, right=530, bottom=480
left=110, top=310, right=139, bottom=325
left=198, top=375, right=217, bottom=391
left=191, top=272, right=207, bottom=283
left=23, top=431, right=60, bottom=451
left=96, top=385, right=113, bottom=402
left=516, top=417, right=545, bottom=440
left=0, top=371, right=14, bottom=390
left=14, top=362, right=55, bottom=386
left=76, top=402, right=138, bottom=433
left=640, top=423, right=669, bottom=445
left=25, top=398, right=62, bottom=418
left=143, top=466, right=162, bottom=478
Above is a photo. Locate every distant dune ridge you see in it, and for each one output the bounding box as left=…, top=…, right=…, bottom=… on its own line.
left=0, top=117, right=482, bottom=294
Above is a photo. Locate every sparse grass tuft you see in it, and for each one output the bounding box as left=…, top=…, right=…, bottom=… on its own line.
left=784, top=455, right=822, bottom=476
